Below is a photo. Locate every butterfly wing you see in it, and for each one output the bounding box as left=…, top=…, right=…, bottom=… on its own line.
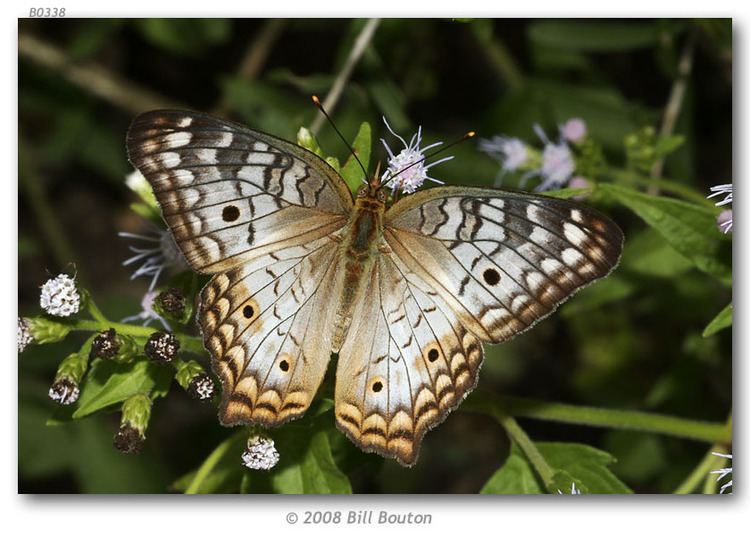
left=200, top=237, right=343, bottom=426
left=126, top=110, right=354, bottom=426
left=383, top=186, right=624, bottom=343
left=334, top=186, right=622, bottom=465
left=126, top=110, right=353, bottom=274
left=335, top=253, right=483, bottom=466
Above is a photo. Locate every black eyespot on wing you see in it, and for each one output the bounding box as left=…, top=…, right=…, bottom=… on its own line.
left=372, top=381, right=383, bottom=393
left=427, top=348, right=439, bottom=362
left=483, top=268, right=501, bottom=286
left=222, top=205, right=240, bottom=222
left=243, top=305, right=255, bottom=318
left=279, top=359, right=290, bottom=372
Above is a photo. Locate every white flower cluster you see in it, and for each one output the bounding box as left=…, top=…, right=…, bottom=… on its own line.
left=380, top=117, right=451, bottom=194
left=18, top=317, right=33, bottom=352
left=480, top=118, right=587, bottom=192
left=241, top=435, right=280, bottom=471
left=708, top=184, right=733, bottom=234
left=40, top=274, right=81, bottom=317
left=189, top=374, right=215, bottom=401
left=48, top=378, right=80, bottom=405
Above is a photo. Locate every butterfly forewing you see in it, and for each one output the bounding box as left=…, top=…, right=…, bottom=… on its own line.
left=383, top=187, right=624, bottom=343
left=126, top=110, right=352, bottom=274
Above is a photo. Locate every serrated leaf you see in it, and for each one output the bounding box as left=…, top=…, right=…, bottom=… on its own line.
left=72, top=359, right=174, bottom=419
left=538, top=442, right=632, bottom=494
left=599, top=183, right=731, bottom=284
left=480, top=449, right=543, bottom=494
left=482, top=442, right=631, bottom=494
left=271, top=428, right=351, bottom=494
left=270, top=410, right=351, bottom=494
left=703, top=303, right=732, bottom=337
left=341, top=122, right=371, bottom=192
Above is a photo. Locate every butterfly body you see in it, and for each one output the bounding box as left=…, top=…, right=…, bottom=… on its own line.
left=331, top=190, right=388, bottom=350
left=127, top=110, right=624, bottom=466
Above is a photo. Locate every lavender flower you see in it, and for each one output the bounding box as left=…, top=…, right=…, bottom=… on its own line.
left=380, top=117, right=451, bottom=194
left=556, top=482, right=582, bottom=495
left=708, top=184, right=733, bottom=234
left=122, top=290, right=170, bottom=331
left=119, top=223, right=188, bottom=292
left=560, top=118, right=587, bottom=144
left=710, top=452, right=733, bottom=494
left=478, top=136, right=529, bottom=173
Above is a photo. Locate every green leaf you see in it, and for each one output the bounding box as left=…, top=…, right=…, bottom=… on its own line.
left=561, top=274, right=635, bottom=317
left=703, top=303, right=732, bottom=337
left=270, top=409, right=351, bottom=494
left=72, top=359, right=174, bottom=419
left=480, top=448, right=543, bottom=493
left=599, top=183, right=731, bottom=284
left=529, top=21, right=662, bottom=52
left=136, top=19, right=231, bottom=57
left=541, top=187, right=590, bottom=200
left=654, top=135, right=685, bottom=157
left=621, top=228, right=693, bottom=278
left=537, top=442, right=631, bottom=493
left=271, top=428, right=351, bottom=494
left=482, top=442, right=631, bottom=494
left=341, top=122, right=371, bottom=192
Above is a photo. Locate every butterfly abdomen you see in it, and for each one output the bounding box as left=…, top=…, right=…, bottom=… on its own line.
left=330, top=198, right=386, bottom=351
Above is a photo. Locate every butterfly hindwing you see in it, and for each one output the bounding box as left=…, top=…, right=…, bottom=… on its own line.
left=384, top=187, right=624, bottom=344
left=126, top=110, right=352, bottom=274
left=200, top=236, right=343, bottom=427
left=335, top=254, right=483, bottom=466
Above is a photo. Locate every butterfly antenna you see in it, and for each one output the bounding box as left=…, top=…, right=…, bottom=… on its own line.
left=311, top=95, right=368, bottom=182
left=380, top=130, right=476, bottom=188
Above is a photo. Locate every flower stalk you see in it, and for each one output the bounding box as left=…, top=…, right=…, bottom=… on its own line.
left=463, top=391, right=730, bottom=445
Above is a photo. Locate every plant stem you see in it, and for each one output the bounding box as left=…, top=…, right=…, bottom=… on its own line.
left=674, top=443, right=729, bottom=494
left=463, top=391, right=730, bottom=444
left=310, top=18, right=380, bottom=134
left=606, top=167, right=713, bottom=207
left=18, top=138, right=83, bottom=281
left=648, top=31, right=695, bottom=194
left=495, top=410, right=556, bottom=491
left=470, top=25, right=524, bottom=91
left=185, top=430, right=246, bottom=494
left=19, top=33, right=185, bottom=114
left=69, top=319, right=205, bottom=355
left=85, top=293, right=109, bottom=324
left=214, top=19, right=287, bottom=116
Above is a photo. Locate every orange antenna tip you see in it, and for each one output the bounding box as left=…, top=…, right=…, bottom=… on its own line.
left=467, top=131, right=476, bottom=138
left=311, top=95, right=321, bottom=107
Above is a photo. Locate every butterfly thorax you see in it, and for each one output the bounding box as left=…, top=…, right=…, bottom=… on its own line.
left=330, top=194, right=386, bottom=351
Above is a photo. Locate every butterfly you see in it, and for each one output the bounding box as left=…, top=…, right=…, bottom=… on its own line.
left=126, top=110, right=623, bottom=466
